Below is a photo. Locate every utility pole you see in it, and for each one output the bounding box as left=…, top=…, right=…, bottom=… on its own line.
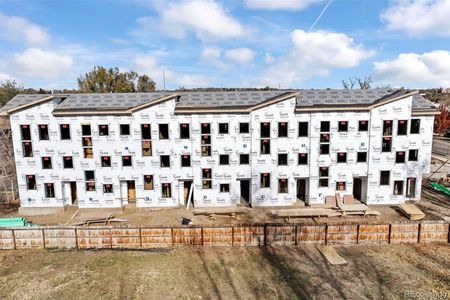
left=163, top=70, right=166, bottom=92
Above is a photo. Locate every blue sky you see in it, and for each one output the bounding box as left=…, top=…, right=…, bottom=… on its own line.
left=0, top=0, right=449, bottom=90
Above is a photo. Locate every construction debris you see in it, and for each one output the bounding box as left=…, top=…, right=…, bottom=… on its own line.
left=181, top=217, right=192, bottom=225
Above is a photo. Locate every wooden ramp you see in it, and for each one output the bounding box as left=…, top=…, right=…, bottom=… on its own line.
left=398, top=204, right=425, bottom=221
left=317, top=245, right=347, bottom=265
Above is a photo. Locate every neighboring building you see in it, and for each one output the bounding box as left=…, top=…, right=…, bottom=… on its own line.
left=0, top=89, right=438, bottom=210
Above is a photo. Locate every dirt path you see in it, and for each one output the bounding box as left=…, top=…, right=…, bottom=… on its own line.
left=0, top=244, right=449, bottom=300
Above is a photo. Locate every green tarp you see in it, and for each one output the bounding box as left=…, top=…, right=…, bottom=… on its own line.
left=430, top=182, right=450, bottom=197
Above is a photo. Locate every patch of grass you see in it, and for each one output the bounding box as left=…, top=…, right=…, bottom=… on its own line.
left=0, top=244, right=449, bottom=300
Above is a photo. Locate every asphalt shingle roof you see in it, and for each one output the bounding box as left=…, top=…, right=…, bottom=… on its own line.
left=0, top=89, right=438, bottom=114
left=175, top=90, right=290, bottom=108
left=412, top=93, right=438, bottom=110
left=0, top=94, right=52, bottom=113
left=295, top=89, right=407, bottom=106
left=54, top=92, right=171, bottom=111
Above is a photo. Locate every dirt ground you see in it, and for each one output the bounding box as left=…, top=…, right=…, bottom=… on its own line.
left=0, top=243, right=449, bottom=300
left=1, top=181, right=449, bottom=227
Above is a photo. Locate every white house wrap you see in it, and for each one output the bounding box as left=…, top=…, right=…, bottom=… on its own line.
left=0, top=89, right=438, bottom=209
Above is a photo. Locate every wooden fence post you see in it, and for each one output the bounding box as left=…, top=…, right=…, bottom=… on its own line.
left=388, top=224, right=392, bottom=244
left=109, top=228, right=113, bottom=249
left=171, top=227, right=174, bottom=247
left=417, top=223, right=422, bottom=243
left=325, top=224, right=328, bottom=245
left=294, top=225, right=298, bottom=246
left=74, top=228, right=78, bottom=249
left=42, top=228, right=46, bottom=249
left=356, top=224, right=360, bottom=244
left=201, top=227, right=204, bottom=246
left=448, top=223, right=450, bottom=244
left=264, top=224, right=267, bottom=246
left=12, top=229, right=16, bottom=250
left=139, top=227, right=143, bottom=248
left=231, top=226, right=234, bottom=247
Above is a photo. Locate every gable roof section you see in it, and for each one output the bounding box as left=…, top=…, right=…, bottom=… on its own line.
left=295, top=89, right=408, bottom=110
left=52, top=92, right=174, bottom=115
left=411, top=93, right=439, bottom=115
left=295, top=89, right=438, bottom=113
left=0, top=94, right=55, bottom=116
left=174, top=90, right=296, bottom=113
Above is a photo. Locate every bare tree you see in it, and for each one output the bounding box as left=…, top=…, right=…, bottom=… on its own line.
left=358, top=75, right=373, bottom=89
left=0, top=117, right=18, bottom=205
left=342, top=75, right=373, bottom=89
left=342, top=77, right=358, bottom=89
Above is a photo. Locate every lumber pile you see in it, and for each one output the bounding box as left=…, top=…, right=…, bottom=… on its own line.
left=71, top=214, right=127, bottom=226
left=193, top=207, right=251, bottom=215
left=271, top=208, right=341, bottom=220
left=398, top=204, right=425, bottom=221
left=193, top=207, right=251, bottom=220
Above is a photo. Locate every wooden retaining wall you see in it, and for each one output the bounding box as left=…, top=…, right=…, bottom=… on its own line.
left=0, top=221, right=448, bottom=250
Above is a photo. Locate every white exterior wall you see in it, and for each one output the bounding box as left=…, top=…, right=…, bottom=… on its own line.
left=308, top=111, right=371, bottom=204
left=366, top=97, right=433, bottom=204
left=250, top=97, right=299, bottom=206
left=9, top=95, right=434, bottom=208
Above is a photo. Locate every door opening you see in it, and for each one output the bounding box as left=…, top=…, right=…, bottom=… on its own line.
left=240, top=180, right=250, bottom=206
left=63, top=181, right=77, bottom=206
left=406, top=178, right=416, bottom=198
left=296, top=179, right=308, bottom=202
left=183, top=180, right=194, bottom=207
left=70, top=182, right=77, bottom=205
left=353, top=178, right=362, bottom=200
left=127, top=181, right=136, bottom=203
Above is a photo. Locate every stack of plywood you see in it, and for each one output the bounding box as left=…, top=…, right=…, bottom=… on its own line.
left=398, top=204, right=425, bottom=221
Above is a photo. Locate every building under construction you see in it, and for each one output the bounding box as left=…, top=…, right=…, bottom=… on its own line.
left=0, top=89, right=438, bottom=211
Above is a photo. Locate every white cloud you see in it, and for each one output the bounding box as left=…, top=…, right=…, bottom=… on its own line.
left=264, top=53, right=275, bottom=64
left=201, top=47, right=228, bottom=69
left=374, top=50, right=450, bottom=87
left=259, top=29, right=373, bottom=86
left=137, top=0, right=245, bottom=41
left=224, top=48, right=255, bottom=65
left=110, top=37, right=132, bottom=45
left=201, top=47, right=255, bottom=69
left=201, top=47, right=221, bottom=61
left=133, top=54, right=210, bottom=88
left=9, top=48, right=74, bottom=79
left=244, top=0, right=323, bottom=10
left=380, top=0, right=450, bottom=36
left=0, top=12, right=49, bottom=46
left=0, top=73, right=12, bottom=82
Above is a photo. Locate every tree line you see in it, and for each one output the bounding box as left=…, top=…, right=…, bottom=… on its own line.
left=0, top=66, right=157, bottom=108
